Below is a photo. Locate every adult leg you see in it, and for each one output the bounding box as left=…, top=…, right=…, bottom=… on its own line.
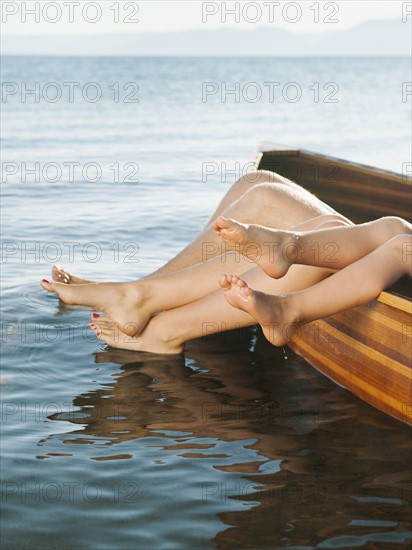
left=51, top=171, right=349, bottom=283
left=43, top=251, right=256, bottom=335
left=149, top=180, right=350, bottom=276
left=42, top=190, right=350, bottom=334
left=51, top=170, right=283, bottom=284
left=89, top=260, right=336, bottom=353
left=51, top=212, right=348, bottom=285
left=219, top=234, right=412, bottom=346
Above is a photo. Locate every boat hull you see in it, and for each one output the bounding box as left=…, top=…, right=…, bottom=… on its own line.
left=256, top=144, right=412, bottom=425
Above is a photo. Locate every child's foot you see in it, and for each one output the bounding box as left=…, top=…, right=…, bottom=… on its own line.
left=219, top=274, right=299, bottom=346
left=213, top=216, right=293, bottom=279
left=89, top=314, right=183, bottom=354
left=52, top=265, right=94, bottom=285
left=40, top=279, right=151, bottom=337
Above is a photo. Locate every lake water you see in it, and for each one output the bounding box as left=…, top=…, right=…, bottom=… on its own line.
left=1, top=56, right=411, bottom=549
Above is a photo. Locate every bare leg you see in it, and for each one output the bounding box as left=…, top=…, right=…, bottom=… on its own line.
left=213, top=215, right=411, bottom=278
left=203, top=170, right=288, bottom=224
left=220, top=235, right=412, bottom=346
left=41, top=180, right=350, bottom=337
left=51, top=213, right=349, bottom=286
left=89, top=261, right=335, bottom=353
left=47, top=171, right=273, bottom=284
left=42, top=251, right=256, bottom=335
left=291, top=216, right=351, bottom=231
left=41, top=206, right=350, bottom=335
left=49, top=170, right=350, bottom=284
left=148, top=177, right=349, bottom=276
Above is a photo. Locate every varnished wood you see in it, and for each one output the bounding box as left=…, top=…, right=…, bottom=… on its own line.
left=256, top=144, right=412, bottom=425
left=257, top=147, right=411, bottom=222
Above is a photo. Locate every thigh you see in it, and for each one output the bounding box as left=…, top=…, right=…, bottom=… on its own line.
left=290, top=213, right=353, bottom=231
left=225, top=182, right=344, bottom=230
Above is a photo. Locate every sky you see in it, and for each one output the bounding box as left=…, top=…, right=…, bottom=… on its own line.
left=1, top=0, right=408, bottom=35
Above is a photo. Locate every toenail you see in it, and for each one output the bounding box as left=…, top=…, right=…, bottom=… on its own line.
left=92, top=313, right=100, bottom=319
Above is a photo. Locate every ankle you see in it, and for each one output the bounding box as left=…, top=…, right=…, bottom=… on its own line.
left=279, top=293, right=302, bottom=335
left=127, top=279, right=151, bottom=303
left=151, top=315, right=184, bottom=353
left=251, top=225, right=287, bottom=259
left=279, top=231, right=300, bottom=267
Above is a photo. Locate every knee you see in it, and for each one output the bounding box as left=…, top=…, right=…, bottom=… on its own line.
left=243, top=182, right=284, bottom=205
left=391, top=216, right=412, bottom=235
left=315, top=219, right=351, bottom=230
left=389, top=233, right=412, bottom=250
left=378, top=216, right=412, bottom=239
left=313, top=213, right=352, bottom=228
left=235, top=169, right=286, bottom=189
left=388, top=234, right=412, bottom=274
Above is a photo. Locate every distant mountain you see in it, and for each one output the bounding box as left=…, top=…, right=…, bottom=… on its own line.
left=2, top=19, right=410, bottom=56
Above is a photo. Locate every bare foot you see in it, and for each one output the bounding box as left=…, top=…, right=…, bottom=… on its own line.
left=219, top=274, right=299, bottom=347
left=52, top=265, right=94, bottom=285
left=213, top=216, right=294, bottom=279
left=40, top=279, right=151, bottom=337
left=89, top=314, right=183, bottom=354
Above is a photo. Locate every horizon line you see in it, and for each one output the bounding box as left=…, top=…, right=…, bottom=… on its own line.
left=2, top=54, right=409, bottom=58
left=1, top=17, right=403, bottom=38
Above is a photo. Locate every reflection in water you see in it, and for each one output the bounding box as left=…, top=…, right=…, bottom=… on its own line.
left=43, top=329, right=412, bottom=548
left=3, top=54, right=411, bottom=549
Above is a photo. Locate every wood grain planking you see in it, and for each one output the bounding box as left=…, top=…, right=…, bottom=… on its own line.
left=257, top=144, right=412, bottom=424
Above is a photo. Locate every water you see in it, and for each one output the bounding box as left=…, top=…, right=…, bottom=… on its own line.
left=1, top=56, right=411, bottom=549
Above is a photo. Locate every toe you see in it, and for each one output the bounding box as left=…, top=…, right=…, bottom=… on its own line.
left=52, top=266, right=70, bottom=284
left=216, top=215, right=230, bottom=228
left=89, top=323, right=103, bottom=339
left=59, top=269, right=71, bottom=283
left=41, top=279, right=54, bottom=291
left=91, top=315, right=115, bottom=333
left=227, top=274, right=237, bottom=285
left=244, top=285, right=253, bottom=297
left=219, top=274, right=230, bottom=289
left=212, top=220, right=221, bottom=233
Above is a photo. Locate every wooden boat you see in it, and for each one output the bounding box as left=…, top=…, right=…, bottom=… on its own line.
left=254, top=143, right=411, bottom=425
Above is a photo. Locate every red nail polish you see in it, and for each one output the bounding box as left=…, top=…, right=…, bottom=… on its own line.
left=92, top=313, right=100, bottom=319
left=42, top=279, right=50, bottom=283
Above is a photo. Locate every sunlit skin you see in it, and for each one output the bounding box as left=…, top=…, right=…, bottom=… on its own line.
left=42, top=211, right=411, bottom=352
left=41, top=171, right=351, bottom=352
left=219, top=233, right=412, bottom=347
left=40, top=171, right=410, bottom=354
left=41, top=172, right=410, bottom=353
left=213, top=215, right=411, bottom=278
